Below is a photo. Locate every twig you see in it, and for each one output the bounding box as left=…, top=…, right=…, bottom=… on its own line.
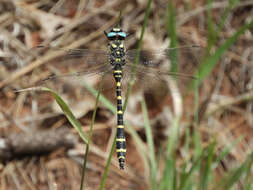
left=0, top=127, right=77, bottom=161
left=206, top=90, right=253, bottom=117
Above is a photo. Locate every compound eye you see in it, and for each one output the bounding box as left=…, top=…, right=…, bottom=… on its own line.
left=107, top=32, right=117, bottom=38
left=118, top=32, right=127, bottom=38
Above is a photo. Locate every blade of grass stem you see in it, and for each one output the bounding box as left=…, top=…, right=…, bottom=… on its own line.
left=215, top=152, right=253, bottom=190
left=47, top=88, right=88, bottom=143
left=193, top=131, right=202, bottom=160
left=160, top=3, right=185, bottom=189
left=123, top=0, right=152, bottom=113
left=80, top=74, right=105, bottom=190
left=99, top=134, right=117, bottom=190
left=166, top=1, right=178, bottom=73
left=192, top=20, right=253, bottom=87
left=215, top=136, right=243, bottom=164
left=244, top=153, right=253, bottom=190
left=125, top=122, right=149, bottom=175
left=82, top=82, right=116, bottom=190
left=208, top=0, right=239, bottom=50
left=207, top=0, right=215, bottom=52
left=141, top=98, right=157, bottom=190
left=193, top=69, right=200, bottom=125
left=159, top=116, right=180, bottom=190
left=179, top=154, right=202, bottom=190
left=183, top=127, right=191, bottom=158
left=159, top=158, right=176, bottom=190
left=244, top=182, right=253, bottom=190
left=167, top=116, right=180, bottom=156
left=16, top=87, right=88, bottom=143
left=83, top=82, right=116, bottom=113
left=200, top=141, right=216, bottom=190
left=117, top=0, right=127, bottom=25
left=215, top=0, right=239, bottom=40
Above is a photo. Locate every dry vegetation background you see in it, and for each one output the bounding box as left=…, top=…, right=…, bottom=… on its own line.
left=0, top=0, right=253, bottom=189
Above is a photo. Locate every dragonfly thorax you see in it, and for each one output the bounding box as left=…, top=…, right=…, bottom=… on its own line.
left=109, top=40, right=126, bottom=67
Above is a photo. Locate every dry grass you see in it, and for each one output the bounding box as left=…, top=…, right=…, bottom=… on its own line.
left=0, top=0, right=252, bottom=189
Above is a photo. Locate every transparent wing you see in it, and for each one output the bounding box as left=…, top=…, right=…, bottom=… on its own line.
left=29, top=45, right=201, bottom=97
left=126, top=45, right=202, bottom=68
left=27, top=46, right=115, bottom=94
left=35, top=45, right=109, bottom=58
left=120, top=45, right=202, bottom=95
left=39, top=63, right=111, bottom=84
left=40, top=70, right=115, bottom=94
left=31, top=46, right=109, bottom=70
left=36, top=63, right=116, bottom=95
left=32, top=45, right=201, bottom=72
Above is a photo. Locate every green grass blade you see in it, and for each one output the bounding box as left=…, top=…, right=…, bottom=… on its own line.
left=166, top=1, right=178, bottom=73
left=80, top=75, right=105, bottom=190
left=99, top=134, right=117, bottom=190
left=159, top=158, right=176, bottom=190
left=83, top=82, right=116, bottom=114
left=193, top=131, right=202, bottom=160
left=192, top=20, right=253, bottom=86
left=208, top=0, right=239, bottom=50
left=215, top=136, right=243, bottom=164
left=123, top=0, right=153, bottom=113
left=216, top=0, right=238, bottom=37
left=206, top=0, right=215, bottom=52
left=243, top=152, right=253, bottom=190
left=167, top=116, right=180, bottom=157
left=117, top=0, right=127, bottom=25
left=183, top=127, right=190, bottom=156
left=215, top=152, right=253, bottom=190
left=125, top=122, right=149, bottom=175
left=16, top=87, right=88, bottom=143
left=141, top=98, right=157, bottom=190
left=82, top=83, right=116, bottom=190
left=193, top=66, right=200, bottom=124
left=244, top=183, right=253, bottom=190
left=200, top=141, right=216, bottom=190
left=159, top=116, right=180, bottom=190
left=46, top=88, right=88, bottom=143
left=179, top=154, right=202, bottom=190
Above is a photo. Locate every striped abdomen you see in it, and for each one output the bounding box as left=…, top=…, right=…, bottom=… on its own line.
left=113, top=69, right=126, bottom=170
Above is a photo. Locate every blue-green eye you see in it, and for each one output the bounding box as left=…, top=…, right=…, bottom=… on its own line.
left=107, top=32, right=116, bottom=38
left=118, top=32, right=127, bottom=38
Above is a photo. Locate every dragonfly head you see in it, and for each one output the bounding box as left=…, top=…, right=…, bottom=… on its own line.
left=104, top=28, right=127, bottom=41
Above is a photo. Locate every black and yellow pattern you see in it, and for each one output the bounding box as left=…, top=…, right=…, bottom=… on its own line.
left=114, top=69, right=126, bottom=170
left=105, top=28, right=127, bottom=170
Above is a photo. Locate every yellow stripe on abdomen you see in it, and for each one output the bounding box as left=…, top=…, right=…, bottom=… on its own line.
left=116, top=148, right=126, bottom=153
left=113, top=68, right=126, bottom=170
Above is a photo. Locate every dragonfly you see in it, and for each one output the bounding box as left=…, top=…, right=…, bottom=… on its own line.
left=34, top=27, right=201, bottom=170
